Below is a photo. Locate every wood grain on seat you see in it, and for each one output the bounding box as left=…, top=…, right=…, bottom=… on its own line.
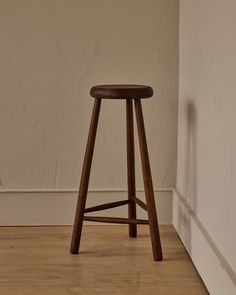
left=90, top=85, right=154, bottom=99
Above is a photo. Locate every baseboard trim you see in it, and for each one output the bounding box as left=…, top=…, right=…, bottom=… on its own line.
left=173, top=188, right=236, bottom=295
left=0, top=189, right=173, bottom=226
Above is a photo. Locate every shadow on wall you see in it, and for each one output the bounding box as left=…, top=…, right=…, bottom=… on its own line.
left=176, top=100, right=236, bottom=285
left=177, top=100, right=198, bottom=254
left=184, top=100, right=198, bottom=212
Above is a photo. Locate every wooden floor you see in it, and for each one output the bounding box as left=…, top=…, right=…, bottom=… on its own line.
left=0, top=225, right=208, bottom=295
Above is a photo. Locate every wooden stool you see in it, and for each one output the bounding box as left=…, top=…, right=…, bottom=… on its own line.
left=70, top=85, right=163, bottom=261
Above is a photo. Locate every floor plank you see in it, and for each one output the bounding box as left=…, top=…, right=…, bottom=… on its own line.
left=0, top=225, right=208, bottom=294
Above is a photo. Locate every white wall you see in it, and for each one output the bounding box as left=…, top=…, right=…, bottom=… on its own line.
left=0, top=0, right=179, bottom=224
left=175, top=1, right=236, bottom=294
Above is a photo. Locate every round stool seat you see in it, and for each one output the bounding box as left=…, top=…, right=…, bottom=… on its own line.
left=90, top=84, right=153, bottom=99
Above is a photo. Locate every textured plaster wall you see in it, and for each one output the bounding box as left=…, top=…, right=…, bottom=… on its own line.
left=0, top=0, right=178, bottom=191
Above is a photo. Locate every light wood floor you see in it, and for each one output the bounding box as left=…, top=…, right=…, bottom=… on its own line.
left=0, top=225, right=208, bottom=295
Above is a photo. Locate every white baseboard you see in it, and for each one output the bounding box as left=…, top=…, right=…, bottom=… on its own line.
left=0, top=189, right=172, bottom=226
left=173, top=188, right=236, bottom=295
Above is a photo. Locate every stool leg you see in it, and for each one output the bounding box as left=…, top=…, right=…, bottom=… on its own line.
left=134, top=99, right=163, bottom=261
left=126, top=99, right=137, bottom=237
left=70, top=98, right=102, bottom=254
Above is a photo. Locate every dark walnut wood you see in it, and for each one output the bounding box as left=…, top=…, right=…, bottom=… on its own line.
left=70, top=84, right=163, bottom=261
left=83, top=216, right=149, bottom=225
left=126, top=99, right=137, bottom=237
left=84, top=200, right=129, bottom=213
left=70, top=98, right=101, bottom=254
left=130, top=195, right=147, bottom=211
left=134, top=99, right=163, bottom=261
left=90, top=85, right=153, bottom=99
